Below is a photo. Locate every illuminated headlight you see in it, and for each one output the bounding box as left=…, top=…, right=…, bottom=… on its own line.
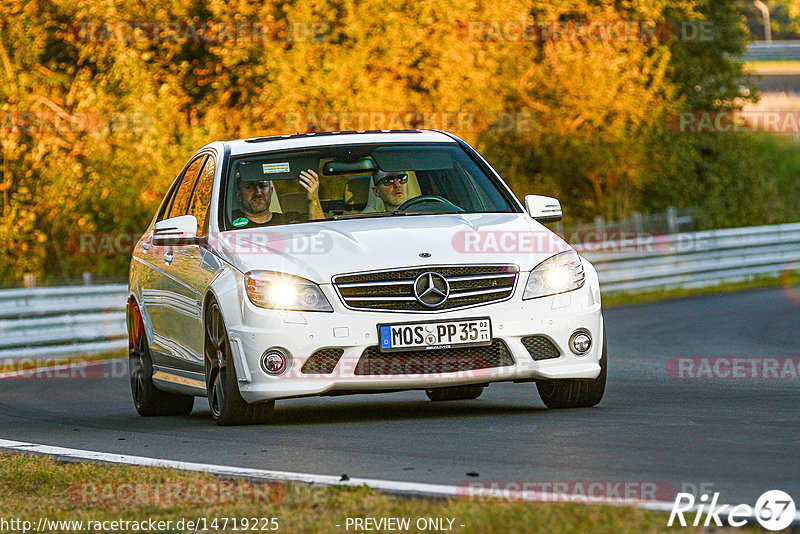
left=245, top=271, right=333, bottom=312
left=523, top=250, right=585, bottom=300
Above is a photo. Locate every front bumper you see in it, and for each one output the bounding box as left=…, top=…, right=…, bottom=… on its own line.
left=227, top=282, right=603, bottom=403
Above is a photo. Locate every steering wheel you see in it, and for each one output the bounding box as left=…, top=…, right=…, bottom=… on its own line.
left=396, top=195, right=464, bottom=213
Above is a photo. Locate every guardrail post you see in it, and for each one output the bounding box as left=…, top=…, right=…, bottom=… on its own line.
left=594, top=216, right=606, bottom=240
left=632, top=211, right=643, bottom=236
left=82, top=272, right=93, bottom=285
left=754, top=0, right=772, bottom=42
left=667, top=207, right=678, bottom=234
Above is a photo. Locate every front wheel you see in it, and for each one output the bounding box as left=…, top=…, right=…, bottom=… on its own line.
left=536, top=327, right=607, bottom=409
left=205, top=302, right=274, bottom=426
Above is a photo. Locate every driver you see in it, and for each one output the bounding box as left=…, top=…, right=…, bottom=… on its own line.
left=362, top=169, right=408, bottom=213
left=231, top=169, right=324, bottom=228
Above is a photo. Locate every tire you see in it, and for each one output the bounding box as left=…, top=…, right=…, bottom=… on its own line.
left=426, top=385, right=485, bottom=402
left=536, top=326, right=607, bottom=409
left=204, top=301, right=274, bottom=426
left=127, top=302, right=195, bottom=417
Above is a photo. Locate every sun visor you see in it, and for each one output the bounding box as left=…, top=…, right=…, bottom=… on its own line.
left=372, top=149, right=454, bottom=172
left=235, top=154, right=320, bottom=182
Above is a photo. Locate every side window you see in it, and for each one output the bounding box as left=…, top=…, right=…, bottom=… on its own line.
left=167, top=156, right=206, bottom=219
left=187, top=156, right=215, bottom=236
left=156, top=177, right=181, bottom=223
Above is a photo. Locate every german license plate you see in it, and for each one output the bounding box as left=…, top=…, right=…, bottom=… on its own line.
left=378, top=318, right=492, bottom=352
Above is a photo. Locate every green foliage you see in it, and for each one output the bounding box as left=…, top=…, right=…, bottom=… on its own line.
left=0, top=0, right=794, bottom=281
left=641, top=132, right=800, bottom=228
left=666, top=0, right=757, bottom=111
left=480, top=0, right=763, bottom=223
left=756, top=1, right=800, bottom=39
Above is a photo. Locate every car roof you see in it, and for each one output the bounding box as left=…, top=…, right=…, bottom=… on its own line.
left=221, top=129, right=458, bottom=157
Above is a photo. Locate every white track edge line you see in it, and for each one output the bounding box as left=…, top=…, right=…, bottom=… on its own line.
left=3, top=437, right=798, bottom=523
left=2, top=354, right=799, bottom=523
left=0, top=438, right=454, bottom=495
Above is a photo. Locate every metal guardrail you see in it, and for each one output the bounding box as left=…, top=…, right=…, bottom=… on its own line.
left=1, top=223, right=799, bottom=360
left=0, top=284, right=128, bottom=360
left=746, top=41, right=800, bottom=62
left=579, top=222, right=800, bottom=293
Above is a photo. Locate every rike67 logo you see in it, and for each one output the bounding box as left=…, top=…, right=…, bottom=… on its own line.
left=668, top=490, right=796, bottom=530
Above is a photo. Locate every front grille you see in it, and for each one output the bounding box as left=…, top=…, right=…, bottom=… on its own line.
left=354, top=339, right=514, bottom=375
left=301, top=348, right=345, bottom=374
left=521, top=336, right=561, bottom=361
left=333, top=265, right=518, bottom=312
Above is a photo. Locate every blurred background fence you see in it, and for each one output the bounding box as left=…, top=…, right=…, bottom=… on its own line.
left=0, top=284, right=127, bottom=360
left=1, top=219, right=799, bottom=360
left=577, top=222, right=800, bottom=293
left=745, top=40, right=800, bottom=61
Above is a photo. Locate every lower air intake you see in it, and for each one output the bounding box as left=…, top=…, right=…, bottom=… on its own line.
left=301, top=348, right=345, bottom=374
left=521, top=336, right=561, bottom=361
left=354, top=339, right=514, bottom=375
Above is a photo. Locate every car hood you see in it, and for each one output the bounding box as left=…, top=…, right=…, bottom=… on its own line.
left=210, top=213, right=572, bottom=283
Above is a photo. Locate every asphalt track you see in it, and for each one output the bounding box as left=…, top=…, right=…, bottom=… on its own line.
left=1, top=287, right=798, bottom=505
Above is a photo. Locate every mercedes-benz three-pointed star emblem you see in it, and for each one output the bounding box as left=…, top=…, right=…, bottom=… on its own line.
left=413, top=272, right=450, bottom=307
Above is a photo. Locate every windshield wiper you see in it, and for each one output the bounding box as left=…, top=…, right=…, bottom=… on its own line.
left=330, top=210, right=463, bottom=221
left=330, top=212, right=398, bottom=220
left=393, top=210, right=464, bottom=216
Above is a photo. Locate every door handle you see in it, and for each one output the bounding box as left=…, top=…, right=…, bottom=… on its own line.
left=164, top=249, right=174, bottom=265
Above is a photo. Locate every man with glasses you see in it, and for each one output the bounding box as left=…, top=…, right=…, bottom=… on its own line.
left=231, top=169, right=323, bottom=228
left=362, top=169, right=408, bottom=213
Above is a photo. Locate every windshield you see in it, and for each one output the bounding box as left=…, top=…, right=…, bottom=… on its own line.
left=222, top=143, right=517, bottom=229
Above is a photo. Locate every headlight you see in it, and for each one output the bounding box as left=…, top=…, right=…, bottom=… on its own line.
left=245, top=271, right=333, bottom=312
left=523, top=250, right=585, bottom=300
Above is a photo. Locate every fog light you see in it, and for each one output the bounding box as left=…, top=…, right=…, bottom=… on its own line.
left=261, top=348, right=289, bottom=375
left=570, top=331, right=592, bottom=355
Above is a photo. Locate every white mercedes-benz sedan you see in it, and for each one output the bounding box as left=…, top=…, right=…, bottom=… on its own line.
left=127, top=129, right=605, bottom=425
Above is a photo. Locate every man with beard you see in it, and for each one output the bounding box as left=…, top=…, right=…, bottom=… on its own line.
left=231, top=169, right=324, bottom=228
left=362, top=169, right=408, bottom=213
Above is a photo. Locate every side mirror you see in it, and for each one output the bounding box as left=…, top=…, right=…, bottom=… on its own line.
left=153, top=215, right=200, bottom=246
left=524, top=195, right=562, bottom=223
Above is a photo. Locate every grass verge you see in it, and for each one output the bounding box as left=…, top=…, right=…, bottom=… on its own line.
left=602, top=273, right=799, bottom=308
left=0, top=349, right=127, bottom=379
left=0, top=451, right=759, bottom=534
left=744, top=60, right=800, bottom=73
